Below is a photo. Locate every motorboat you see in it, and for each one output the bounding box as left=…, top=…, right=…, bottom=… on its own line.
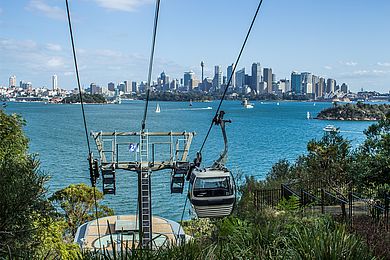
left=323, top=125, right=338, bottom=132
left=241, top=98, right=254, bottom=109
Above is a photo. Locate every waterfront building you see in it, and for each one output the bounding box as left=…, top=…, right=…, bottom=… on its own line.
left=251, top=62, right=262, bottom=94
left=183, top=71, right=194, bottom=88
left=263, top=68, right=272, bottom=93
left=9, top=75, right=16, bottom=87
left=316, top=77, right=326, bottom=98
left=213, top=65, right=222, bottom=92
left=278, top=79, right=290, bottom=93
left=291, top=71, right=302, bottom=94
left=90, top=83, right=102, bottom=94
left=108, top=82, right=115, bottom=91
left=326, top=78, right=336, bottom=94
left=227, top=63, right=235, bottom=89
left=341, top=83, right=348, bottom=93
left=301, top=72, right=313, bottom=94
left=131, top=81, right=138, bottom=93
left=52, top=74, right=58, bottom=91
left=235, top=68, right=246, bottom=93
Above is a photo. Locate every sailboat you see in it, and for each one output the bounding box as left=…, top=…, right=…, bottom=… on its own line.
left=189, top=99, right=193, bottom=107
left=307, top=111, right=311, bottom=119
left=155, top=103, right=161, bottom=113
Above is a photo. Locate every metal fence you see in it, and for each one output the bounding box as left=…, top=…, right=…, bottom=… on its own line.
left=253, top=184, right=389, bottom=229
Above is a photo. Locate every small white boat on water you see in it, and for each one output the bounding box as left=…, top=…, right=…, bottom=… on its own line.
left=323, top=125, right=338, bottom=132
left=242, top=98, right=254, bottom=109
left=307, top=111, right=311, bottom=119
left=155, top=103, right=161, bottom=113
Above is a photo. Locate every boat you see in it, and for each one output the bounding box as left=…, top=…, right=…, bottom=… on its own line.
left=189, top=99, right=193, bottom=107
left=241, top=98, right=254, bottom=109
left=323, top=125, right=338, bottom=132
left=276, top=102, right=280, bottom=106
left=307, top=111, right=311, bottom=119
left=155, top=103, right=161, bottom=113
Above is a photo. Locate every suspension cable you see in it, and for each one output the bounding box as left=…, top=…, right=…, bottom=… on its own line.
left=199, top=0, right=264, bottom=153
left=141, top=0, right=161, bottom=131
left=65, top=0, right=102, bottom=250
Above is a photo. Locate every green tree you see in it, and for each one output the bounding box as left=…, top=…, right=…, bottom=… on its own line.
left=50, top=183, right=114, bottom=237
left=0, top=111, right=53, bottom=257
left=352, top=112, right=390, bottom=194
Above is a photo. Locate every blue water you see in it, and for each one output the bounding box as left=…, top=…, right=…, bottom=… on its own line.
left=5, top=100, right=374, bottom=221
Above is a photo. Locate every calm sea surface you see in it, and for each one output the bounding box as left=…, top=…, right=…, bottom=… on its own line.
left=5, top=100, right=375, bottom=220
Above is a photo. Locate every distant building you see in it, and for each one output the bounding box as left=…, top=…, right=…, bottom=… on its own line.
left=291, top=71, right=302, bottom=94
left=131, top=81, right=138, bottom=93
left=251, top=62, right=262, bottom=94
left=340, top=83, right=348, bottom=93
left=213, top=65, right=222, bottom=91
left=90, top=83, right=101, bottom=94
left=235, top=68, right=246, bottom=92
left=326, top=78, right=336, bottom=94
left=124, top=80, right=130, bottom=93
left=9, top=75, right=16, bottom=87
left=301, top=72, right=313, bottom=94
left=183, top=71, right=194, bottom=88
left=108, top=82, right=115, bottom=91
left=263, top=68, right=272, bottom=93
left=52, top=74, right=58, bottom=90
left=227, top=63, right=235, bottom=88
left=316, top=77, right=326, bottom=97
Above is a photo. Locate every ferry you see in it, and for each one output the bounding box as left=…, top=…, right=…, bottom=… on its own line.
left=323, top=125, right=338, bottom=132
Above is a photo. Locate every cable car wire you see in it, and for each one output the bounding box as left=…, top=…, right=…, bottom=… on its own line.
left=64, top=0, right=102, bottom=250
left=199, top=0, right=264, bottom=154
left=141, top=0, right=161, bottom=131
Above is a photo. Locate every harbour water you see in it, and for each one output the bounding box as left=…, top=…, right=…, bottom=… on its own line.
left=5, top=100, right=374, bottom=220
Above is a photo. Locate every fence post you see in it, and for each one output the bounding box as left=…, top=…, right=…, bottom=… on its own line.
left=385, top=192, right=389, bottom=231
left=348, top=192, right=353, bottom=227
left=321, top=188, right=324, bottom=214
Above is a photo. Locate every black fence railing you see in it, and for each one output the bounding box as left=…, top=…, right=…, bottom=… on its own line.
left=252, top=184, right=389, bottom=229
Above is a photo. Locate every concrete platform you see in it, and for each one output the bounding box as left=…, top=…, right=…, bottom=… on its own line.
left=74, top=215, right=186, bottom=251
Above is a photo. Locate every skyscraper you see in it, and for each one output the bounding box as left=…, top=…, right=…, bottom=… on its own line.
left=326, top=78, right=336, bottom=93
left=263, top=68, right=272, bottom=93
left=301, top=72, right=313, bottom=94
left=9, top=75, right=16, bottom=87
left=52, top=74, right=58, bottom=90
left=108, top=82, right=115, bottom=91
left=227, top=63, right=235, bottom=88
left=213, top=65, right=222, bottom=91
left=235, top=68, right=245, bottom=92
left=183, top=71, right=194, bottom=88
left=251, top=62, right=261, bottom=94
left=291, top=71, right=302, bottom=94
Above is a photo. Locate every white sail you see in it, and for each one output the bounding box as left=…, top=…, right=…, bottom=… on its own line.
left=155, top=103, right=161, bottom=113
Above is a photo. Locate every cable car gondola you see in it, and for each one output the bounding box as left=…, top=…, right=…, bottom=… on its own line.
left=188, top=111, right=236, bottom=218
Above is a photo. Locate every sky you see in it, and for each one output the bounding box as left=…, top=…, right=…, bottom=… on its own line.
left=0, top=0, right=390, bottom=92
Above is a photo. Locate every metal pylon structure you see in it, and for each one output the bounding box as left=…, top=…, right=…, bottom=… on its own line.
left=91, top=130, right=195, bottom=248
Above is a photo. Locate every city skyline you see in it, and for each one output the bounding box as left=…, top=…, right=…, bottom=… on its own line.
left=1, top=0, right=390, bottom=92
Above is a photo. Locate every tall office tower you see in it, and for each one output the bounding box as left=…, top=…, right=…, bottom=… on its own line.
left=301, top=72, right=313, bottom=94
left=251, top=62, right=262, bottom=93
left=326, top=78, right=336, bottom=93
left=291, top=71, right=302, bottom=94
left=183, top=71, right=194, bottom=88
left=124, top=80, right=130, bottom=93
left=213, top=65, right=222, bottom=91
left=316, top=77, right=326, bottom=97
left=263, top=68, right=272, bottom=93
left=340, top=83, right=348, bottom=93
left=131, top=81, right=138, bottom=92
left=235, top=68, right=246, bottom=92
left=227, top=63, right=235, bottom=88
left=9, top=75, right=16, bottom=87
left=200, top=61, right=204, bottom=82
left=311, top=75, right=319, bottom=97
left=108, top=82, right=115, bottom=91
left=52, top=74, right=58, bottom=90
left=90, top=83, right=98, bottom=94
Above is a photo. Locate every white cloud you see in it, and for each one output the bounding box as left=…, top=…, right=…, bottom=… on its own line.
left=27, top=0, right=66, bottom=20
left=46, top=43, right=62, bottom=52
left=341, top=61, right=358, bottom=66
left=324, top=65, right=332, bottom=70
left=94, top=0, right=154, bottom=12
left=47, top=57, right=65, bottom=68
left=377, top=62, right=390, bottom=67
